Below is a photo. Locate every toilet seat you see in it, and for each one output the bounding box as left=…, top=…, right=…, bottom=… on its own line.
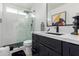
left=23, top=40, right=32, bottom=46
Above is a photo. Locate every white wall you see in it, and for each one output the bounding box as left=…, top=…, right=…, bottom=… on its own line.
left=31, top=3, right=46, bottom=31
left=47, top=3, right=79, bottom=34
left=0, top=3, right=3, bottom=46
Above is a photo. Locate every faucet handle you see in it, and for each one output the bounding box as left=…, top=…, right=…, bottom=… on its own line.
left=47, top=28, right=50, bottom=31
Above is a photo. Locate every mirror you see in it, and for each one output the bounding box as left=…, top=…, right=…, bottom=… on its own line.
left=47, top=3, right=65, bottom=27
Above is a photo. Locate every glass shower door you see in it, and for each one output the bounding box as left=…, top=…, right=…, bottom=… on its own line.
left=16, top=11, right=32, bottom=43
left=1, top=3, right=32, bottom=46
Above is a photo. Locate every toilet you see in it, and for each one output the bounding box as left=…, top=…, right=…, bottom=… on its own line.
left=23, top=40, right=32, bottom=56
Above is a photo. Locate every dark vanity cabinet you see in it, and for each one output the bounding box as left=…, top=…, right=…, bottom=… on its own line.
left=32, top=34, right=79, bottom=56
left=32, top=34, right=62, bottom=56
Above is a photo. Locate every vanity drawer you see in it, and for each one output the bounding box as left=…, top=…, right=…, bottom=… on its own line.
left=39, top=35, right=62, bottom=54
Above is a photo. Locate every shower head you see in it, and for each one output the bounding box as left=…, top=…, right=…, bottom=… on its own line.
left=24, top=10, right=35, bottom=13
left=24, top=10, right=32, bottom=13
left=24, top=10, right=36, bottom=18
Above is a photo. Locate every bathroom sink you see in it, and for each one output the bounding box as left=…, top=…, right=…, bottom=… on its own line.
left=47, top=32, right=63, bottom=35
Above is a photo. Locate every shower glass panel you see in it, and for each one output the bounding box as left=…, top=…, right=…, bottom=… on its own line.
left=0, top=4, right=32, bottom=46
left=16, top=11, right=32, bottom=43
left=5, top=4, right=32, bottom=45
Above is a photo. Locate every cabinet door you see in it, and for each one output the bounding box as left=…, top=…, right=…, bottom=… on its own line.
left=39, top=44, right=49, bottom=56
left=63, top=41, right=79, bottom=56
left=62, top=41, right=70, bottom=56
left=39, top=35, right=61, bottom=54
left=69, top=44, right=79, bottom=56
left=39, top=43, right=60, bottom=56
left=32, top=34, right=39, bottom=56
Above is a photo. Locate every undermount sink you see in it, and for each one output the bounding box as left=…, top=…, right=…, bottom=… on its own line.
left=47, top=32, right=63, bottom=35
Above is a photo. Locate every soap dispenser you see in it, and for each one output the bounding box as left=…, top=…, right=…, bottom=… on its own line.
left=41, top=22, right=45, bottom=31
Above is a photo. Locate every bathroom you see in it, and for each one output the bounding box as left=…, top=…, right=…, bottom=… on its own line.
left=0, top=3, right=79, bottom=56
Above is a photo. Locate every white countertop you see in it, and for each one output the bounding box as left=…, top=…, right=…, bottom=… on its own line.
left=33, top=31, right=79, bottom=45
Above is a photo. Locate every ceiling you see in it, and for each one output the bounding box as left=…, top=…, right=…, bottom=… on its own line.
left=12, top=3, right=34, bottom=10
left=10, top=3, right=65, bottom=11
left=48, top=3, right=65, bottom=12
